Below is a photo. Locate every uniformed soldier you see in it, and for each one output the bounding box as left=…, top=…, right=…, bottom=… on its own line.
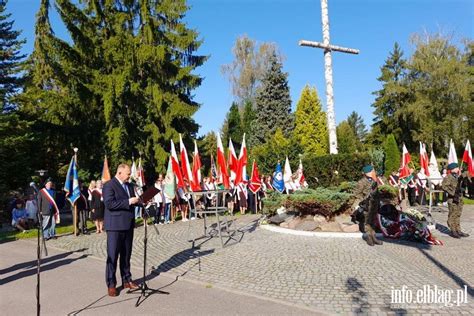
left=441, top=163, right=469, bottom=238
left=351, top=165, right=383, bottom=246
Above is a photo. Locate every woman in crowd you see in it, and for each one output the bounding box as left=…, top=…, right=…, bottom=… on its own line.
left=177, top=186, right=189, bottom=221
left=226, top=180, right=236, bottom=215
left=91, top=180, right=105, bottom=233
left=236, top=182, right=248, bottom=215
left=12, top=199, right=29, bottom=232
left=87, top=180, right=96, bottom=219
left=25, top=194, right=38, bottom=224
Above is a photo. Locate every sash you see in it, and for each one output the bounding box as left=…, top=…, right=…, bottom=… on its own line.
left=92, top=188, right=103, bottom=201
left=41, top=188, right=60, bottom=224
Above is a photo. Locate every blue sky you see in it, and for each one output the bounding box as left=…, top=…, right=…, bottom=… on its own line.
left=8, top=0, right=473, bottom=136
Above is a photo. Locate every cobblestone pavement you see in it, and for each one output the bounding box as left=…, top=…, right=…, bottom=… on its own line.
left=45, top=206, right=474, bottom=315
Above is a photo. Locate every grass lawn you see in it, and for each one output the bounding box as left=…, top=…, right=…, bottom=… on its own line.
left=464, top=197, right=474, bottom=205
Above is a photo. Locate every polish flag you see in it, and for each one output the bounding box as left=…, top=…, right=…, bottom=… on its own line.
left=228, top=138, right=238, bottom=181
left=462, top=140, right=474, bottom=177
left=170, top=139, right=185, bottom=188
left=235, top=133, right=247, bottom=185
left=448, top=139, right=458, bottom=165
left=191, top=140, right=202, bottom=191
left=399, top=143, right=411, bottom=178
left=179, top=134, right=193, bottom=186
left=137, top=157, right=146, bottom=187
left=419, top=142, right=430, bottom=176
left=216, top=134, right=230, bottom=189
left=297, top=159, right=308, bottom=188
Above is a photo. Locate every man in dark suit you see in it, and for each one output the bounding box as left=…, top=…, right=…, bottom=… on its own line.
left=103, top=163, right=140, bottom=297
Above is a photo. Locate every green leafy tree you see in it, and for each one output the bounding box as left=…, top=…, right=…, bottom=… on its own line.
left=0, top=0, right=25, bottom=111
left=336, top=121, right=358, bottom=154
left=293, top=85, right=328, bottom=156
left=251, top=52, right=293, bottom=146
left=222, top=102, right=243, bottom=147
left=383, top=134, right=400, bottom=176
left=198, top=131, right=217, bottom=176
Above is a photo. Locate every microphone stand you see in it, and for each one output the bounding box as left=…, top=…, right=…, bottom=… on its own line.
left=32, top=184, right=48, bottom=316
left=130, top=204, right=169, bottom=307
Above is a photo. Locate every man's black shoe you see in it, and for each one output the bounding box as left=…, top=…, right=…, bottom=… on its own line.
left=450, top=232, right=461, bottom=239
left=458, top=232, right=470, bottom=237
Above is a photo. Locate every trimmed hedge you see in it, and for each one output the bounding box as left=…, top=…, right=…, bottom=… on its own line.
left=263, top=188, right=352, bottom=218
left=302, top=152, right=371, bottom=187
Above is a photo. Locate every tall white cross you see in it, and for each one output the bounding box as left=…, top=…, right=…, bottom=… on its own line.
left=299, top=0, right=359, bottom=154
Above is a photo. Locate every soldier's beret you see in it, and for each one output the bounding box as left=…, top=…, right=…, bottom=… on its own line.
left=45, top=178, right=54, bottom=184
left=362, top=165, right=373, bottom=173
left=447, top=162, right=458, bottom=170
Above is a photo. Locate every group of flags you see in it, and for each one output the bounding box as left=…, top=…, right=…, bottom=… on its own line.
left=272, top=157, right=308, bottom=193
left=398, top=139, right=474, bottom=180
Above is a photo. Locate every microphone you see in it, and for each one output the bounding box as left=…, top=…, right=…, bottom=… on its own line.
left=30, top=182, right=39, bottom=193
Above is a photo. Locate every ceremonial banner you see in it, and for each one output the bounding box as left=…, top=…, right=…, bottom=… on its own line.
left=248, top=160, right=262, bottom=194
left=283, top=156, right=293, bottom=185
left=399, top=144, right=411, bottom=178
left=235, top=133, right=247, bottom=185
left=64, top=156, right=80, bottom=204
left=210, top=155, right=218, bottom=183
left=419, top=142, right=430, bottom=176
left=228, top=138, right=238, bottom=181
left=164, top=157, right=176, bottom=199
left=191, top=140, right=202, bottom=191
left=131, top=157, right=138, bottom=182
left=216, top=134, right=230, bottom=188
left=101, top=155, right=111, bottom=183
left=272, top=162, right=285, bottom=193
left=297, top=159, right=308, bottom=188
left=170, top=139, right=185, bottom=188
left=137, top=157, right=146, bottom=188
left=428, top=151, right=442, bottom=186
left=448, top=139, right=458, bottom=165
left=179, top=134, right=193, bottom=185
left=462, top=140, right=474, bottom=176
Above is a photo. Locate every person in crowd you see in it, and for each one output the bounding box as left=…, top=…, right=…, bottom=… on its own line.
left=25, top=194, right=38, bottom=224
left=91, top=180, right=105, bottom=233
left=441, top=168, right=448, bottom=206
left=416, top=168, right=428, bottom=205
left=236, top=182, right=248, bottom=215
left=406, top=170, right=418, bottom=206
left=265, top=176, right=274, bottom=192
left=76, top=183, right=90, bottom=235
left=226, top=180, right=236, bottom=215
left=442, top=163, right=470, bottom=238
left=177, top=186, right=189, bottom=221
left=351, top=165, right=383, bottom=246
left=152, top=176, right=164, bottom=224
left=163, top=188, right=172, bottom=224
left=103, top=163, right=140, bottom=297
left=37, top=179, right=59, bottom=240
left=203, top=177, right=216, bottom=208
left=12, top=199, right=29, bottom=232
left=88, top=180, right=96, bottom=219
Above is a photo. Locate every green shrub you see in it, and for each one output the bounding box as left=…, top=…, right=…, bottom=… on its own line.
left=263, top=188, right=352, bottom=218
left=302, top=152, right=371, bottom=187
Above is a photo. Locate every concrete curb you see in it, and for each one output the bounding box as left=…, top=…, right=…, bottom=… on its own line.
left=261, top=223, right=384, bottom=238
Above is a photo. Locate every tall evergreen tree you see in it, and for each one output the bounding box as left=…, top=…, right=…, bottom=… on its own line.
left=347, top=111, right=367, bottom=142
left=251, top=52, right=293, bottom=146
left=0, top=0, right=25, bottom=111
left=370, top=42, right=415, bottom=148
left=222, top=102, right=243, bottom=147
left=241, top=99, right=256, bottom=137
left=293, top=85, right=328, bottom=156
left=336, top=121, right=358, bottom=154
left=383, top=134, right=400, bottom=176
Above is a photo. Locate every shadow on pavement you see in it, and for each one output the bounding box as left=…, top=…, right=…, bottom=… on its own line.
left=418, top=248, right=474, bottom=297
left=345, top=277, right=407, bottom=315
left=0, top=254, right=89, bottom=286
left=67, top=295, right=137, bottom=315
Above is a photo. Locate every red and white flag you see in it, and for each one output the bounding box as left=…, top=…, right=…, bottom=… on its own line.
left=296, top=159, right=308, bottom=188
left=101, top=155, right=111, bottom=183
left=191, top=140, right=202, bottom=191
left=248, top=160, right=262, bottom=194
left=235, top=133, right=247, bottom=185
left=419, top=142, right=430, bottom=176
left=170, top=140, right=185, bottom=188
left=228, top=138, right=238, bottom=181
left=399, top=143, right=411, bottom=178
left=179, top=134, right=193, bottom=186
left=137, top=157, right=146, bottom=187
left=216, top=134, right=230, bottom=189
left=448, top=139, right=458, bottom=165
left=462, top=140, right=474, bottom=177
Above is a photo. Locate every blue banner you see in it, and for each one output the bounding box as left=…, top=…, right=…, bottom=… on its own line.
left=64, top=156, right=81, bottom=204
left=272, top=162, right=285, bottom=193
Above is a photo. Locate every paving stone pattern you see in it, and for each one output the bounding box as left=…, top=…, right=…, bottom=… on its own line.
left=47, top=206, right=474, bottom=315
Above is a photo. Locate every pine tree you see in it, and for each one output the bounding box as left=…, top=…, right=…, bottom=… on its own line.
left=336, top=121, right=358, bottom=154
left=293, top=85, right=328, bottom=156
left=0, top=0, right=25, bottom=111
left=222, top=102, right=243, bottom=147
left=347, top=111, right=367, bottom=144
left=251, top=52, right=293, bottom=146
left=241, top=100, right=255, bottom=137
left=383, top=134, right=400, bottom=176
left=370, top=42, right=415, bottom=148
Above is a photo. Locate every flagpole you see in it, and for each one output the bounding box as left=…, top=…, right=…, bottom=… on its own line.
left=73, top=148, right=78, bottom=236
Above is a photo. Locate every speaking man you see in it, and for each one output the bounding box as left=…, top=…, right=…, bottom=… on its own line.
left=103, top=163, right=140, bottom=296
